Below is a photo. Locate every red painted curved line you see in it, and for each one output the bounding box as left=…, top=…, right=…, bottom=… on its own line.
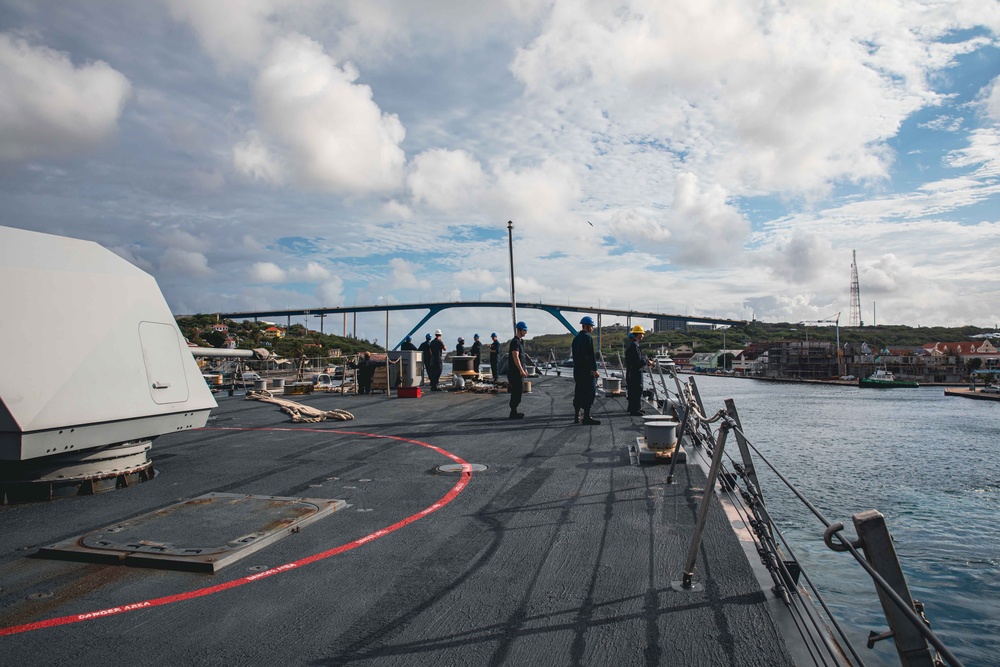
left=0, top=427, right=471, bottom=637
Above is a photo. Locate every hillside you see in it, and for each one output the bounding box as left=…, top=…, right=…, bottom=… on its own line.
left=175, top=314, right=383, bottom=359
left=524, top=322, right=998, bottom=360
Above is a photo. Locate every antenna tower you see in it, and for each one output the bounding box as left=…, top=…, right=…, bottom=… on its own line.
left=849, top=250, right=862, bottom=327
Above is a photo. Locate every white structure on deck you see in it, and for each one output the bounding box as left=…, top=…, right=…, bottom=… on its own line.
left=0, top=226, right=216, bottom=463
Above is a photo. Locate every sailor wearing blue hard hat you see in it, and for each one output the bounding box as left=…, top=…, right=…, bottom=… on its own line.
left=417, top=334, right=433, bottom=386
left=572, top=316, right=601, bottom=425
left=470, top=334, right=482, bottom=375
left=489, top=332, right=501, bottom=381
left=507, top=322, right=529, bottom=418
left=400, top=335, right=417, bottom=351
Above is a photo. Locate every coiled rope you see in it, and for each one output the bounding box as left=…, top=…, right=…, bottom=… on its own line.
left=245, top=390, right=355, bottom=423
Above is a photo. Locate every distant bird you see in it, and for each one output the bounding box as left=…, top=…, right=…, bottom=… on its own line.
left=586, top=220, right=593, bottom=226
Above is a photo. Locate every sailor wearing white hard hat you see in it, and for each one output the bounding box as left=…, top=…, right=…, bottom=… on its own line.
left=572, top=316, right=601, bottom=425
left=428, top=329, right=446, bottom=391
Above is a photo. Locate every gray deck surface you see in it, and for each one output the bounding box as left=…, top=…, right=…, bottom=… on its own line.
left=0, top=374, right=795, bottom=666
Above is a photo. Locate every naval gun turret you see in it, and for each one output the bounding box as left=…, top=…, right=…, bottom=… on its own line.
left=0, top=226, right=217, bottom=502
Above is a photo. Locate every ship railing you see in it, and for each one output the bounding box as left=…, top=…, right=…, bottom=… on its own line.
left=650, top=372, right=963, bottom=667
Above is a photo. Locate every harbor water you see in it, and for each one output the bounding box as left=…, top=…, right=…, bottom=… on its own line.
left=689, top=375, right=1000, bottom=666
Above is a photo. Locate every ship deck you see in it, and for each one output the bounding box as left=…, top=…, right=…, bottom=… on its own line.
left=1, top=374, right=797, bottom=666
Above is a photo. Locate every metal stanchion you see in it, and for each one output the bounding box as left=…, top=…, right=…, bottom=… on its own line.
left=673, top=417, right=733, bottom=591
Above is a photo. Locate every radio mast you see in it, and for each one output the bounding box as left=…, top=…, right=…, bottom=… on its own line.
left=849, top=250, right=862, bottom=327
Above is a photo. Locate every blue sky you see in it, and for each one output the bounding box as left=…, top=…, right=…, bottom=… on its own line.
left=2, top=1, right=999, bottom=344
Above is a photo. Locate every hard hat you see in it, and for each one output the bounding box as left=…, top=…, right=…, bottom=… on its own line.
left=458, top=337, right=465, bottom=343
left=404, top=336, right=411, bottom=342
left=580, top=316, right=595, bottom=327
left=474, top=334, right=480, bottom=339
left=425, top=333, right=432, bottom=340
left=630, top=325, right=645, bottom=335
left=435, top=329, right=442, bottom=335
left=491, top=332, right=497, bottom=337
left=515, top=321, right=528, bottom=331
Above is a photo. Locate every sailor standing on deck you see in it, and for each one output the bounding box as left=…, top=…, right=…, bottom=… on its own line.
left=428, top=329, right=446, bottom=391
left=400, top=336, right=417, bottom=351
left=625, top=325, right=651, bottom=416
left=470, top=334, right=482, bottom=377
left=572, top=316, right=601, bottom=425
left=417, top=334, right=432, bottom=386
left=455, top=337, right=465, bottom=356
left=507, top=322, right=528, bottom=418
left=355, top=351, right=377, bottom=395
left=489, top=333, right=500, bottom=381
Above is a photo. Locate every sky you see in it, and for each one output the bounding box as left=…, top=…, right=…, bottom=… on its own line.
left=2, top=0, right=1000, bottom=345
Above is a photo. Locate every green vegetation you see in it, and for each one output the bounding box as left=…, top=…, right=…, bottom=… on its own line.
left=175, top=315, right=383, bottom=359
left=524, top=322, right=997, bottom=360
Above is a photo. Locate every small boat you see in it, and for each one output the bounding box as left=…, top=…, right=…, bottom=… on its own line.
left=655, top=354, right=675, bottom=369
left=859, top=368, right=919, bottom=388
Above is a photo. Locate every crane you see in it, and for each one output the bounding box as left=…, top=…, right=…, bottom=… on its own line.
left=798, top=312, right=843, bottom=376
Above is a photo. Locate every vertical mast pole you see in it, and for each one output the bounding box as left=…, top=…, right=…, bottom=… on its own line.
left=508, top=220, right=517, bottom=335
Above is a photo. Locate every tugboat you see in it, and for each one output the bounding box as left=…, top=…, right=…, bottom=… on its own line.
left=859, top=368, right=920, bottom=388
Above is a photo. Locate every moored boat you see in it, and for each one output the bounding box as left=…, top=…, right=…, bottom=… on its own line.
left=858, top=368, right=919, bottom=388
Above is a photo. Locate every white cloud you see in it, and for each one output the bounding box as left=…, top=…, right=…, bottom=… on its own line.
left=251, top=34, right=406, bottom=194
left=390, top=258, right=431, bottom=290
left=0, top=33, right=130, bottom=163
left=513, top=275, right=546, bottom=296
left=489, top=158, right=587, bottom=246
left=292, top=262, right=332, bottom=281
left=166, top=0, right=277, bottom=68
left=610, top=173, right=749, bottom=267
left=982, top=75, right=1000, bottom=123
left=249, top=261, right=286, bottom=283
left=156, top=229, right=208, bottom=254
left=407, top=149, right=487, bottom=211
left=743, top=294, right=817, bottom=322
left=766, top=231, right=836, bottom=284
left=863, top=253, right=909, bottom=295
left=508, top=0, right=977, bottom=196
left=159, top=248, right=213, bottom=278
left=455, top=268, right=496, bottom=286
left=249, top=260, right=331, bottom=283
left=316, top=276, right=345, bottom=305
left=233, top=130, right=283, bottom=183
left=381, top=199, right=413, bottom=221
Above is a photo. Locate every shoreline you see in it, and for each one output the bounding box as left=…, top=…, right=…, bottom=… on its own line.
left=674, top=370, right=971, bottom=387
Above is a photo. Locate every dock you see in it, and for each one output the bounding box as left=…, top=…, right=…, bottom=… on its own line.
left=943, top=387, right=1000, bottom=402
left=1, top=374, right=801, bottom=665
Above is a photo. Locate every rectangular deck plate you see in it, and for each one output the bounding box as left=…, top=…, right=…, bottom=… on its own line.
left=37, top=493, right=346, bottom=572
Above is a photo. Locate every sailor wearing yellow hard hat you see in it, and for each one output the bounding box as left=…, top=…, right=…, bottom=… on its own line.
left=625, top=325, right=651, bottom=416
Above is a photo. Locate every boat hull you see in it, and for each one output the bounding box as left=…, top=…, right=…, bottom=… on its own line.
left=858, top=378, right=920, bottom=388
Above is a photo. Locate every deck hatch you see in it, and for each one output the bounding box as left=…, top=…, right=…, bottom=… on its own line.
left=36, top=492, right=346, bottom=572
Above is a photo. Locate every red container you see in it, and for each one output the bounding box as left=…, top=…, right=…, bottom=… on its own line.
left=398, top=387, right=422, bottom=398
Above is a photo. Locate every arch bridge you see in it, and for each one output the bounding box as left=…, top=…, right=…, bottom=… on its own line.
left=218, top=301, right=744, bottom=350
